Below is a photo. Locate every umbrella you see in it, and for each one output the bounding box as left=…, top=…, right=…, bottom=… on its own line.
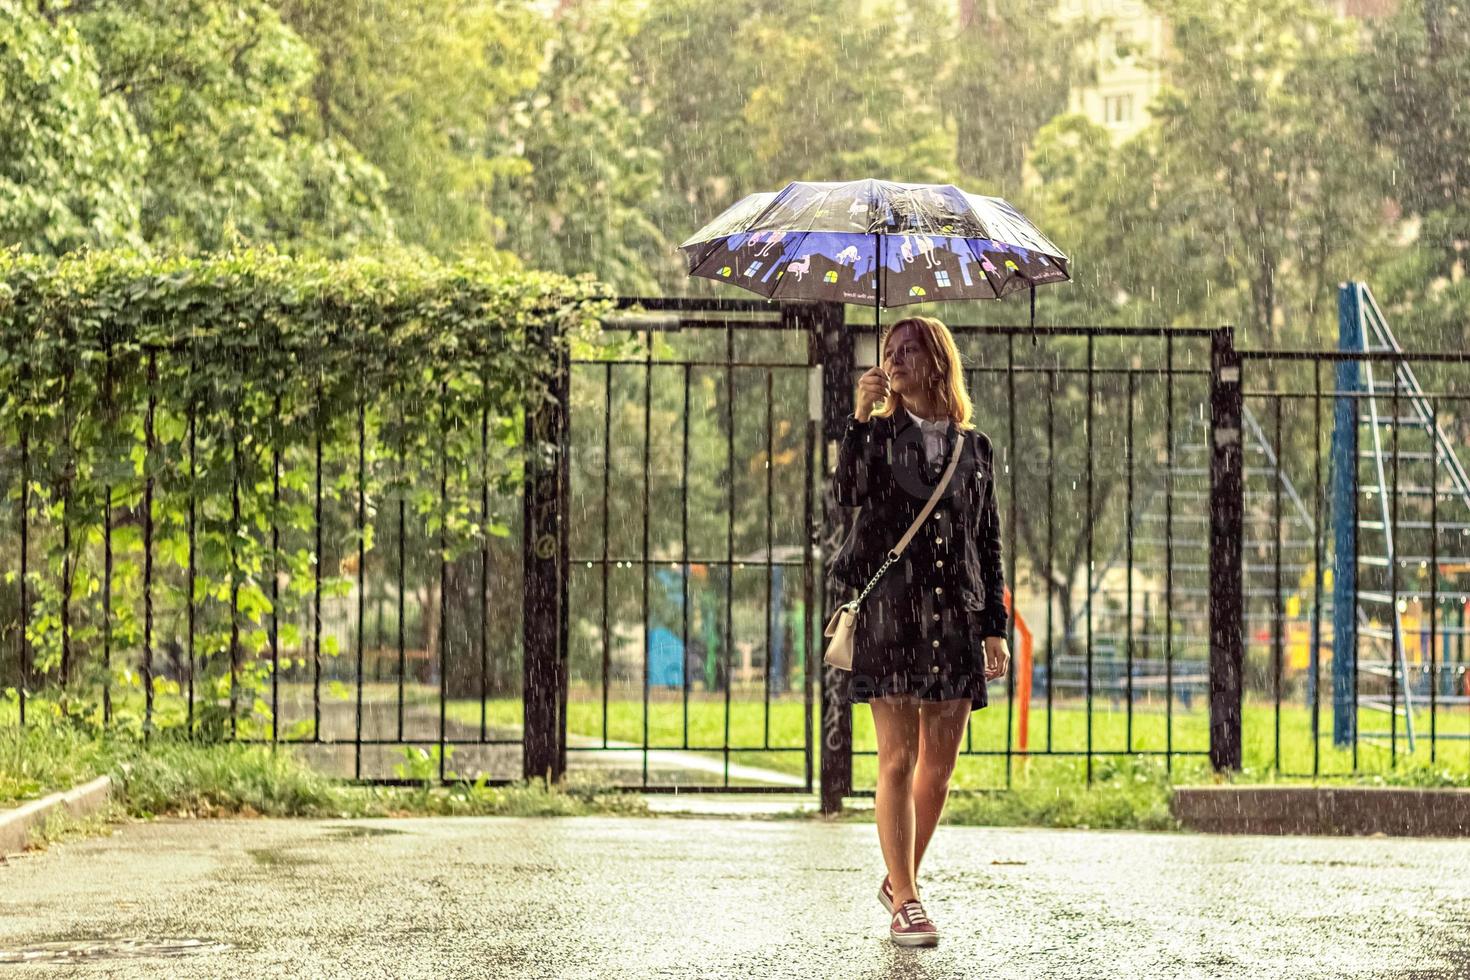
left=678, top=178, right=1070, bottom=361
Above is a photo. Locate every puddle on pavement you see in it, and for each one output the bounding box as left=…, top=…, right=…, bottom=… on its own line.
left=322, top=825, right=406, bottom=839
left=0, top=938, right=232, bottom=964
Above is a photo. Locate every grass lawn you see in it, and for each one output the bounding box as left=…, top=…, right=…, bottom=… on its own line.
left=8, top=683, right=1466, bottom=800
left=446, top=691, right=1470, bottom=789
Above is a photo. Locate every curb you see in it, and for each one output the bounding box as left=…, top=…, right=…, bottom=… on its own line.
left=0, top=776, right=114, bottom=857
left=1172, top=785, right=1470, bottom=837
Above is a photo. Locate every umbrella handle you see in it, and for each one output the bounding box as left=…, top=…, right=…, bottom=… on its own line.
left=874, top=232, right=881, bottom=368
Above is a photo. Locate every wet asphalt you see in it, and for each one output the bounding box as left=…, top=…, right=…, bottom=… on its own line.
left=1, top=814, right=1468, bottom=979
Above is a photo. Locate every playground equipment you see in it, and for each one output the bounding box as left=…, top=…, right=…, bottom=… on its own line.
left=1065, top=401, right=1312, bottom=714
left=1331, top=282, right=1470, bottom=750
left=646, top=548, right=806, bottom=695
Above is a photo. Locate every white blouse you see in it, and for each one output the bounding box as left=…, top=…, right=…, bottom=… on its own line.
left=906, top=407, right=950, bottom=466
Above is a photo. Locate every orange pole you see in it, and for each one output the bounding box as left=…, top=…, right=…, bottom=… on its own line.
left=1004, top=586, right=1034, bottom=756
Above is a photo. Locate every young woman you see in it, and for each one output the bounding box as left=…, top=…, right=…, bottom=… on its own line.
left=827, top=315, right=1010, bottom=948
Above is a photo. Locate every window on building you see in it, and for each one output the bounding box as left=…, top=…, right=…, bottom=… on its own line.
left=1104, top=94, right=1134, bottom=125
left=935, top=270, right=951, bottom=288
left=744, top=261, right=763, bottom=276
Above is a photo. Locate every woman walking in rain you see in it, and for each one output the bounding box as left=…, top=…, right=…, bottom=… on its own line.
left=828, top=315, right=1010, bottom=948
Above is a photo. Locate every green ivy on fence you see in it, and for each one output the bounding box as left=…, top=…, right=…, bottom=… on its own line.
left=0, top=245, right=612, bottom=737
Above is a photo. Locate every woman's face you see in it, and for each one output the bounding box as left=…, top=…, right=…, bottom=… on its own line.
left=883, top=325, right=938, bottom=399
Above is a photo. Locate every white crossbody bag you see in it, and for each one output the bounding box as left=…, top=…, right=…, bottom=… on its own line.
left=823, top=430, right=966, bottom=671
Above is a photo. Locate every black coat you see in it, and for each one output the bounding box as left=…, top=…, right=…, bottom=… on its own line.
left=826, top=409, right=1008, bottom=639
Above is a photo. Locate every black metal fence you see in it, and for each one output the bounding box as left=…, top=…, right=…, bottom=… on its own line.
left=1, top=330, right=537, bottom=784
left=1234, top=287, right=1470, bottom=777
left=7, top=291, right=1468, bottom=800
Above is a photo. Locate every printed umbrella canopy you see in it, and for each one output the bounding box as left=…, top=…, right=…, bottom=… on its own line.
left=678, top=178, right=1070, bottom=360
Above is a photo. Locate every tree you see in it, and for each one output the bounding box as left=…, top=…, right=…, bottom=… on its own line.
left=497, top=1, right=666, bottom=295
left=1141, top=0, right=1388, bottom=346
left=0, top=0, right=145, bottom=254
left=630, top=0, right=960, bottom=294
left=277, top=0, right=545, bottom=257
left=1358, top=0, right=1470, bottom=349
left=950, top=0, right=1097, bottom=196
left=64, top=0, right=392, bottom=254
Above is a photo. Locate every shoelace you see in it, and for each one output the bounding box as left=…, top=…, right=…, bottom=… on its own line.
left=898, top=901, right=931, bottom=925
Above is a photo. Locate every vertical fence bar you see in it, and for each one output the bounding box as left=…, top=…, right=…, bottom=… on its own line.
left=1273, top=392, right=1285, bottom=770
left=1353, top=399, right=1362, bottom=773
left=397, top=383, right=406, bottom=742
left=1005, top=333, right=1017, bottom=787
left=355, top=366, right=367, bottom=779
left=1164, top=332, right=1174, bottom=772
left=1047, top=364, right=1056, bottom=752
left=1125, top=368, right=1135, bottom=751
left=681, top=362, right=691, bottom=750
left=764, top=369, right=774, bottom=748
left=18, top=363, right=29, bottom=726
left=1312, top=360, right=1323, bottom=775
left=313, top=376, right=324, bottom=741
left=143, top=352, right=157, bottom=738
left=601, top=362, right=611, bottom=748
left=642, top=331, right=652, bottom=787
left=1390, top=379, right=1400, bottom=763
left=270, top=391, right=280, bottom=743
left=229, top=385, right=242, bottom=739
left=724, top=324, right=735, bottom=787
left=438, top=378, right=449, bottom=784
left=60, top=360, right=71, bottom=690
left=480, top=361, right=490, bottom=743
left=801, top=310, right=817, bottom=792
left=187, top=384, right=198, bottom=736
left=1430, top=401, right=1439, bottom=762
left=1208, top=327, right=1244, bottom=772
left=1085, top=334, right=1094, bottom=783
left=102, top=340, right=113, bottom=724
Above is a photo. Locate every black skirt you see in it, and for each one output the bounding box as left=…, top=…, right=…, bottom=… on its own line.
left=846, top=557, right=989, bottom=713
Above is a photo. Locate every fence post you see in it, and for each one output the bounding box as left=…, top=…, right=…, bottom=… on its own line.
left=524, top=318, right=570, bottom=784
left=814, top=301, right=853, bottom=813
left=1330, top=283, right=1362, bottom=747
left=1209, top=326, right=1245, bottom=771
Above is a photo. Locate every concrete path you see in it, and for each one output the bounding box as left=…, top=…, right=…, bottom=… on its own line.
left=298, top=702, right=807, bottom=788
left=2, top=815, right=1468, bottom=978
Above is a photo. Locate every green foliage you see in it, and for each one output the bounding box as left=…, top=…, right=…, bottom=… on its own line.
left=0, top=0, right=147, bottom=253
left=73, top=0, right=393, bottom=254
left=277, top=0, right=545, bottom=259
left=0, top=247, right=612, bottom=730
left=940, top=757, right=1179, bottom=831
left=498, top=1, right=666, bottom=294
left=1, top=719, right=650, bottom=818
left=950, top=0, right=1098, bottom=196
left=630, top=0, right=965, bottom=292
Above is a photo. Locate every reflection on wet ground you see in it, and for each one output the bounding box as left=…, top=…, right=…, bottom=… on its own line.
left=2, top=815, right=1467, bottom=978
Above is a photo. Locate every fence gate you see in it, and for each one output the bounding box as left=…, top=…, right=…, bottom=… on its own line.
left=538, top=298, right=826, bottom=792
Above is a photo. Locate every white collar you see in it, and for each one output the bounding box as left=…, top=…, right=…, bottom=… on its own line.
left=906, top=407, right=948, bottom=430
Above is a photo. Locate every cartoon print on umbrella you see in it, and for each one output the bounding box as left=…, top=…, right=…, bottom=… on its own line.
left=679, top=179, right=1070, bottom=359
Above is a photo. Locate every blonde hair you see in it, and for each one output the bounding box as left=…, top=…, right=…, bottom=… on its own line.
left=871, top=315, right=975, bottom=431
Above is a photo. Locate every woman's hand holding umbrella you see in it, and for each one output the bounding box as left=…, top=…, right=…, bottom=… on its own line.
left=854, top=365, right=891, bottom=423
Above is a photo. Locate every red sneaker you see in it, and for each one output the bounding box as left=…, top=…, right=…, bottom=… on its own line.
left=878, top=874, right=894, bottom=914
left=890, top=899, right=940, bottom=947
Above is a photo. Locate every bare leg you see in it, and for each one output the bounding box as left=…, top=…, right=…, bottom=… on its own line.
left=870, top=694, right=921, bottom=907
left=912, top=698, right=970, bottom=875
